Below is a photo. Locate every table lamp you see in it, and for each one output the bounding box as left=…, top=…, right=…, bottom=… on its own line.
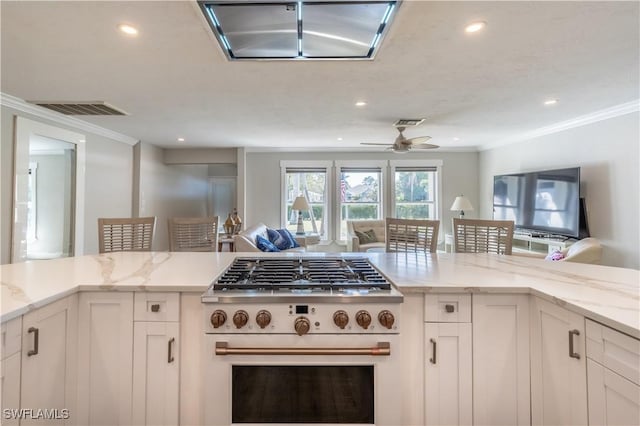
left=292, top=196, right=310, bottom=235
left=450, top=195, right=473, bottom=218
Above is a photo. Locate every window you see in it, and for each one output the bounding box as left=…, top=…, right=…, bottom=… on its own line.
left=281, top=162, right=330, bottom=239
left=337, top=164, right=384, bottom=240
left=393, top=167, right=437, bottom=219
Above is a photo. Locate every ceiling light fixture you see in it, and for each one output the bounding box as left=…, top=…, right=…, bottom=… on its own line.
left=177, top=138, right=185, bottom=142
left=337, top=137, right=343, bottom=141
left=355, top=101, right=367, bottom=107
left=464, top=21, right=486, bottom=33
left=453, top=137, right=460, bottom=141
left=544, top=99, right=559, bottom=105
left=118, top=24, right=138, bottom=36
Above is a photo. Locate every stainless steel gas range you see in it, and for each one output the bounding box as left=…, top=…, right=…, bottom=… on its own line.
left=202, top=256, right=404, bottom=425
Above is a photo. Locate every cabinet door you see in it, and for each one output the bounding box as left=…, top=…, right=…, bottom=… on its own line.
left=473, top=294, right=530, bottom=426
left=424, top=323, right=472, bottom=426
left=76, top=292, right=134, bottom=426
left=132, top=322, right=180, bottom=426
left=21, top=294, right=78, bottom=426
left=1, top=352, right=22, bottom=425
left=531, top=297, right=587, bottom=425
left=587, top=359, right=640, bottom=425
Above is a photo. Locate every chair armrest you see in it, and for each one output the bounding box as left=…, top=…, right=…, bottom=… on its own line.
left=233, top=235, right=261, bottom=252
left=347, top=236, right=360, bottom=252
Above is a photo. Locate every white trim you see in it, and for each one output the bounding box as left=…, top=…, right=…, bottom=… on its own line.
left=280, top=160, right=333, bottom=169
left=389, top=163, right=443, bottom=222
left=0, top=92, right=139, bottom=146
left=481, top=100, right=640, bottom=151
left=334, top=159, right=388, bottom=169
left=389, top=159, right=443, bottom=167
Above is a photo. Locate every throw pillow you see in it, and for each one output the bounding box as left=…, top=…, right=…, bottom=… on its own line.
left=545, top=250, right=565, bottom=261
left=256, top=234, right=280, bottom=252
left=355, top=229, right=377, bottom=245
left=267, top=228, right=300, bottom=250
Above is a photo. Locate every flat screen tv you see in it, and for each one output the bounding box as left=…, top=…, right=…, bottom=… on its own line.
left=493, top=167, right=581, bottom=238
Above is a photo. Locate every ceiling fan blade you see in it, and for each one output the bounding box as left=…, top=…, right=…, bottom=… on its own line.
left=407, top=136, right=432, bottom=144
left=360, top=142, right=393, bottom=146
left=410, top=143, right=440, bottom=150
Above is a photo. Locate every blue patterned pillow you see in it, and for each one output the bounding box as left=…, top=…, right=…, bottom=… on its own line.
left=256, top=234, right=280, bottom=252
left=266, top=228, right=300, bottom=250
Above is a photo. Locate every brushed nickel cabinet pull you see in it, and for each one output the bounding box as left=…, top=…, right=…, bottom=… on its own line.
left=27, top=327, right=39, bottom=356
left=151, top=304, right=160, bottom=313
left=429, top=338, right=437, bottom=364
left=215, top=341, right=391, bottom=356
left=168, top=337, right=175, bottom=363
left=569, top=329, right=581, bottom=359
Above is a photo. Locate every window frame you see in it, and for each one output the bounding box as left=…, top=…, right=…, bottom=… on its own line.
left=280, top=160, right=332, bottom=241
left=334, top=160, right=388, bottom=243
left=389, top=159, right=443, bottom=224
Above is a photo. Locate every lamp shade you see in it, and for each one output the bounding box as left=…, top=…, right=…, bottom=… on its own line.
left=450, top=195, right=473, bottom=212
left=292, top=196, right=310, bottom=211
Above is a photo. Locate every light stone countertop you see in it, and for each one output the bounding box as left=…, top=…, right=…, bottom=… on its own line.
left=1, top=251, right=638, bottom=338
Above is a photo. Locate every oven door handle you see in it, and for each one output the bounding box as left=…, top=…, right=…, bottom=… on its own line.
left=215, top=341, right=391, bottom=356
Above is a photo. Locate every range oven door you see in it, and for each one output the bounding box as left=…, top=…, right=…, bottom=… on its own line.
left=204, top=334, right=402, bottom=425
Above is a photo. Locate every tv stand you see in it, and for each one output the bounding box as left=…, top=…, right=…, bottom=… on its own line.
left=513, top=232, right=575, bottom=255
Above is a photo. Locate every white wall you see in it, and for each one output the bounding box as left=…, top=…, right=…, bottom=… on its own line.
left=135, top=143, right=209, bottom=251
left=479, top=113, right=640, bottom=269
left=1, top=105, right=134, bottom=263
left=245, top=150, right=479, bottom=243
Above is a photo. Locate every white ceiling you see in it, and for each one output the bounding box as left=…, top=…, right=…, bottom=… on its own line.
left=1, top=1, right=638, bottom=151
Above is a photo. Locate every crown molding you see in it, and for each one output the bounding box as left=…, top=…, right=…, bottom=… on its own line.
left=0, top=92, right=139, bottom=146
left=480, top=99, right=640, bottom=151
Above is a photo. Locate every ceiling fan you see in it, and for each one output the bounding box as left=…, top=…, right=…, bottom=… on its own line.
left=361, top=126, right=439, bottom=153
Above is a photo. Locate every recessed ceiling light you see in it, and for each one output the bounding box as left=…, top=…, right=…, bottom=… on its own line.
left=544, top=99, right=559, bottom=105
left=177, top=137, right=185, bottom=142
left=453, top=137, right=460, bottom=141
left=118, top=24, right=138, bottom=36
left=355, top=101, right=367, bottom=107
left=464, top=21, right=486, bottom=33
left=337, top=137, right=343, bottom=141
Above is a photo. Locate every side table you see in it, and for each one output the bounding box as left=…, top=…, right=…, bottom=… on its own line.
left=218, top=236, right=235, bottom=252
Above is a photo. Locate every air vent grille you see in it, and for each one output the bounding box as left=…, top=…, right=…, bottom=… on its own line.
left=394, top=118, right=425, bottom=127
left=29, top=101, right=127, bottom=116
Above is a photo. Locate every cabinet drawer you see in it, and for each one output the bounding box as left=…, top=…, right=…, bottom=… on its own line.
left=424, top=294, right=471, bottom=323
left=1, top=317, right=22, bottom=359
left=586, top=319, right=640, bottom=385
left=134, top=293, right=180, bottom=322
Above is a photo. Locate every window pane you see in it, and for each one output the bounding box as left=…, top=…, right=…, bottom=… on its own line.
left=394, top=170, right=436, bottom=220
left=339, top=170, right=381, bottom=240
left=285, top=170, right=327, bottom=238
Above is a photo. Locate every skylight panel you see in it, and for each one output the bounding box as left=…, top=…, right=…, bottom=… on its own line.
left=199, top=1, right=398, bottom=60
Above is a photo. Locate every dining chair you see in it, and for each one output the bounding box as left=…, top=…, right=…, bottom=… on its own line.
left=452, top=218, right=514, bottom=255
left=385, top=218, right=440, bottom=253
left=168, top=216, right=219, bottom=252
left=98, top=217, right=156, bottom=254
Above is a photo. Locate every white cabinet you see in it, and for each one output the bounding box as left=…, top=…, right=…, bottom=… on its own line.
left=132, top=292, right=180, bottom=426
left=585, top=319, right=640, bottom=425
left=472, top=294, right=530, bottom=426
left=424, top=294, right=472, bottom=426
left=530, top=296, right=588, bottom=426
left=20, top=295, right=78, bottom=426
left=76, top=292, right=134, bottom=426
left=1, top=317, right=22, bottom=425
left=132, top=322, right=180, bottom=425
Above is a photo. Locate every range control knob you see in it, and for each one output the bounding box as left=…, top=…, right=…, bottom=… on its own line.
left=255, top=310, right=272, bottom=329
left=356, top=310, right=372, bottom=330
left=378, top=310, right=395, bottom=329
left=333, top=310, right=349, bottom=329
left=233, top=310, right=249, bottom=329
left=210, top=310, right=227, bottom=328
left=294, top=316, right=311, bottom=336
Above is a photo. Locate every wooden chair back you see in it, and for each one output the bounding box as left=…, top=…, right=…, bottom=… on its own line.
left=385, top=218, right=440, bottom=253
left=168, top=216, right=219, bottom=252
left=452, top=218, right=514, bottom=255
left=98, top=217, right=156, bottom=254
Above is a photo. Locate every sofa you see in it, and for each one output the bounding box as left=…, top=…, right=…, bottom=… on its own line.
left=233, top=223, right=307, bottom=252
left=347, top=219, right=386, bottom=252
left=559, top=237, right=602, bottom=264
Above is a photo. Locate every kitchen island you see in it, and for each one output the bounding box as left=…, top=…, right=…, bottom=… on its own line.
left=1, top=252, right=639, bottom=426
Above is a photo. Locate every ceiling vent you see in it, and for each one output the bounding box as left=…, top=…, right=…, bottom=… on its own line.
left=394, top=118, right=425, bottom=127
left=28, top=101, right=128, bottom=116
